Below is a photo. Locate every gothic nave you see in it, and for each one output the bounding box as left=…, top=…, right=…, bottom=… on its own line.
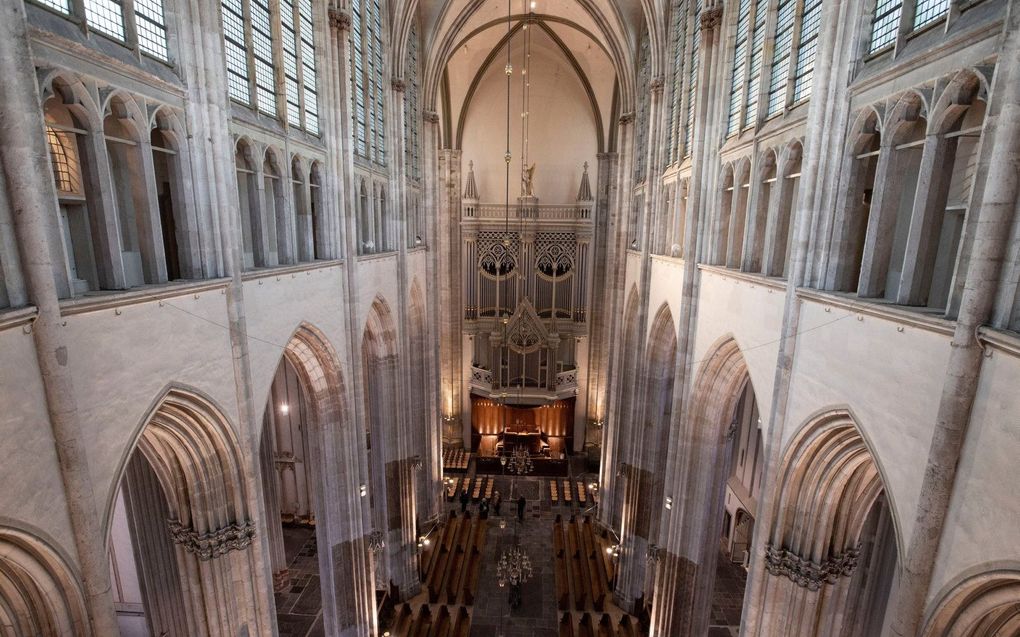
left=0, top=0, right=1019, bottom=636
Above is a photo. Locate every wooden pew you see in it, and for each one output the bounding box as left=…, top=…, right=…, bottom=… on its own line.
left=462, top=547, right=482, bottom=606
left=554, top=552, right=570, bottom=611
left=553, top=516, right=565, bottom=557
left=559, top=612, right=576, bottom=637
left=409, top=604, right=433, bottom=637
left=617, top=615, right=638, bottom=637
left=428, top=605, right=451, bottom=637
left=550, top=480, right=559, bottom=504
left=577, top=481, right=587, bottom=505
left=392, top=603, right=413, bottom=637
left=563, top=479, right=573, bottom=504
left=597, top=613, right=615, bottom=637
left=451, top=607, right=470, bottom=637
left=578, top=612, right=595, bottom=637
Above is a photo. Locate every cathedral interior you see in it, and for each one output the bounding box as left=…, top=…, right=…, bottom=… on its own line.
left=1, top=0, right=1019, bottom=635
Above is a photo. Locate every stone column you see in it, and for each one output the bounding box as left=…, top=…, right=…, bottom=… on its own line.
left=0, top=5, right=120, bottom=634
left=890, top=3, right=1020, bottom=634
left=123, top=454, right=190, bottom=635
left=895, top=132, right=954, bottom=305
left=258, top=413, right=289, bottom=591
left=137, top=136, right=170, bottom=283
left=648, top=4, right=726, bottom=635
left=855, top=138, right=899, bottom=297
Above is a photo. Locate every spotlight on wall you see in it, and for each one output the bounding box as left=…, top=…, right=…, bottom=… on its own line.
left=664, top=496, right=673, bottom=511
left=359, top=484, right=368, bottom=497
left=530, top=0, right=536, bottom=9
left=415, top=235, right=423, bottom=245
left=279, top=403, right=289, bottom=414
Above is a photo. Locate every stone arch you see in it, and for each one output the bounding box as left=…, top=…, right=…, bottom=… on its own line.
left=0, top=526, right=90, bottom=637
left=107, top=385, right=271, bottom=637
left=234, top=136, right=263, bottom=268
left=256, top=322, right=376, bottom=635
left=408, top=280, right=440, bottom=522
left=930, top=69, right=987, bottom=135
left=922, top=569, right=1020, bottom=637
left=752, top=408, right=901, bottom=637
left=603, top=286, right=642, bottom=532
left=362, top=296, right=418, bottom=599
left=649, top=334, right=756, bottom=636
left=101, top=91, right=147, bottom=142
left=39, top=72, right=101, bottom=129
left=885, top=89, right=930, bottom=143
left=746, top=147, right=778, bottom=272
left=614, top=303, right=678, bottom=608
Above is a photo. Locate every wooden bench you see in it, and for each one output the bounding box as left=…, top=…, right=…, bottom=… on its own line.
left=578, top=612, right=595, bottom=637
left=554, top=552, right=570, bottom=611
left=560, top=612, right=576, bottom=637
left=408, top=604, right=432, bottom=637
left=616, top=615, right=638, bottom=637
left=562, top=479, right=573, bottom=504
left=484, top=476, right=494, bottom=499
left=430, top=605, right=451, bottom=637
left=577, top=481, right=587, bottom=505
left=451, top=607, right=470, bottom=637
left=597, top=613, right=614, bottom=637
left=392, top=603, right=413, bottom=636
left=551, top=480, right=560, bottom=503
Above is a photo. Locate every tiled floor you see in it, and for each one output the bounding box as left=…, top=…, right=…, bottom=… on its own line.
left=275, top=525, right=325, bottom=637
left=708, top=548, right=748, bottom=636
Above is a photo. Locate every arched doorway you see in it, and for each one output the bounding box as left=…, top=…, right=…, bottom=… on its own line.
left=409, top=281, right=441, bottom=524
left=648, top=336, right=762, bottom=637
left=362, top=297, right=419, bottom=600
left=0, top=526, right=90, bottom=636
left=258, top=324, right=377, bottom=636
left=749, top=409, right=899, bottom=636
left=615, top=304, right=677, bottom=614
left=922, top=571, right=1020, bottom=636
left=104, top=387, right=271, bottom=637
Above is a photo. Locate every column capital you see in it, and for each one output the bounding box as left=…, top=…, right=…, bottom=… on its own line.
left=423, top=110, right=440, bottom=124
left=649, top=76, right=664, bottom=93
left=328, top=8, right=351, bottom=31
left=392, top=77, right=406, bottom=92
left=700, top=6, right=723, bottom=30
left=763, top=543, right=860, bottom=591
left=168, top=519, right=256, bottom=561
left=619, top=112, right=635, bottom=125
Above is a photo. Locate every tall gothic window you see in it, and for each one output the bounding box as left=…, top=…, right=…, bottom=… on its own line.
left=742, top=0, right=768, bottom=129
left=683, top=0, right=703, bottom=157
left=31, top=0, right=169, bottom=61
left=351, top=0, right=386, bottom=165
left=765, top=0, right=824, bottom=117
left=665, top=0, right=688, bottom=165
left=868, top=0, right=954, bottom=53
left=726, top=0, right=752, bottom=136
left=281, top=0, right=319, bottom=133
left=404, top=21, right=421, bottom=181
left=222, top=0, right=317, bottom=128
left=869, top=0, right=903, bottom=52
left=633, top=32, right=651, bottom=183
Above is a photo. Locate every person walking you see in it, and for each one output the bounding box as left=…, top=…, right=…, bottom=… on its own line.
left=459, top=489, right=469, bottom=513
left=517, top=494, right=526, bottom=521
left=493, top=491, right=502, bottom=516
left=479, top=498, right=490, bottom=519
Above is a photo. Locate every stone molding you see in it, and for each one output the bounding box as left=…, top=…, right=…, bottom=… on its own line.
left=618, top=112, right=635, bottom=125
left=764, top=544, right=859, bottom=591
left=423, top=110, right=440, bottom=124
left=168, top=520, right=256, bottom=561
left=649, top=76, right=664, bottom=93
left=392, top=78, right=406, bottom=92
left=368, top=530, right=386, bottom=553
left=329, top=8, right=351, bottom=31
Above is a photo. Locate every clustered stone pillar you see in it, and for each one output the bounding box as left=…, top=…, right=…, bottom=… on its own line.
left=890, top=3, right=1020, bottom=634
left=647, top=4, right=725, bottom=635
left=0, top=5, right=119, bottom=635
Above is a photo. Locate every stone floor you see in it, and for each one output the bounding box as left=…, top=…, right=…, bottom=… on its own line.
left=707, top=548, right=748, bottom=637
left=275, top=525, right=325, bottom=637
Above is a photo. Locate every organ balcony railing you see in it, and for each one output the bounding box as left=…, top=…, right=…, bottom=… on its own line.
left=469, top=365, right=578, bottom=401
left=462, top=203, right=593, bottom=222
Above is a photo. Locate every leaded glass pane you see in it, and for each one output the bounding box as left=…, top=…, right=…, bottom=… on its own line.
left=134, top=0, right=168, bottom=60
left=792, top=0, right=823, bottom=102
left=85, top=0, right=126, bottom=41
left=913, top=0, right=949, bottom=29
left=869, top=0, right=902, bottom=52
left=765, top=0, right=795, bottom=116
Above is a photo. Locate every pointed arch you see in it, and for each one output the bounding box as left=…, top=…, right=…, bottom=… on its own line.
left=0, top=527, right=90, bottom=637
left=923, top=569, right=1020, bottom=637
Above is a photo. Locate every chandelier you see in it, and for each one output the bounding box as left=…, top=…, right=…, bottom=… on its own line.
left=496, top=544, right=534, bottom=589
left=501, top=444, right=533, bottom=475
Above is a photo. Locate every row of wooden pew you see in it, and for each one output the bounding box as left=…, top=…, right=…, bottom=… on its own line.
left=421, top=511, right=488, bottom=605
left=444, top=475, right=494, bottom=502
left=442, top=449, right=470, bottom=472
left=553, top=515, right=616, bottom=613
left=390, top=603, right=470, bottom=637
left=559, top=612, right=640, bottom=637
left=550, top=480, right=589, bottom=505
